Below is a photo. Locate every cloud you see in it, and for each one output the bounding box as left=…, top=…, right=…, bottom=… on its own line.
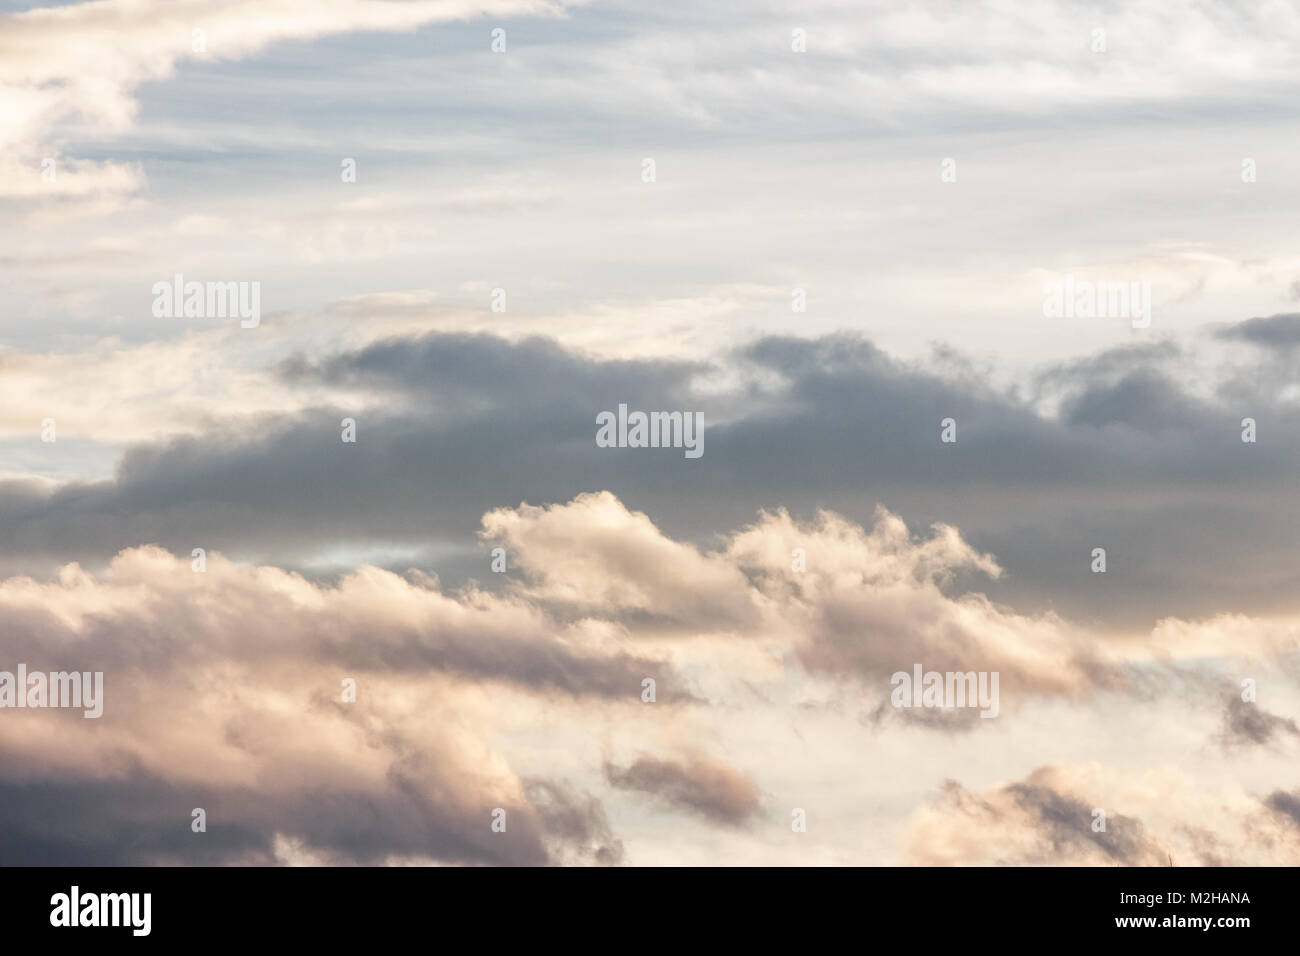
left=0, top=490, right=1296, bottom=863
left=523, top=779, right=625, bottom=865
left=0, top=0, right=585, bottom=200
left=9, top=0, right=1300, bottom=869
left=0, top=539, right=678, bottom=863
left=1059, top=369, right=1208, bottom=433
left=1218, top=695, right=1300, bottom=749
left=482, top=492, right=759, bottom=630
left=605, top=754, right=761, bottom=825
left=1216, top=313, right=1300, bottom=351
left=1266, top=790, right=1300, bottom=830
left=905, top=770, right=1165, bottom=866
left=0, top=543, right=681, bottom=697
left=905, top=765, right=1300, bottom=866
left=280, top=331, right=708, bottom=419
left=4, top=324, right=1300, bottom=631
left=479, top=491, right=1125, bottom=702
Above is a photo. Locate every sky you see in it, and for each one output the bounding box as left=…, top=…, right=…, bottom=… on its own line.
left=1, top=0, right=1298, bottom=865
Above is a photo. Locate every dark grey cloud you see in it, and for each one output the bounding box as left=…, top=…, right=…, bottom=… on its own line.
left=1004, top=782, right=1165, bottom=865
left=0, top=761, right=577, bottom=867
left=1266, top=789, right=1300, bottom=830
left=1059, top=369, right=1207, bottom=432
left=3, top=328, right=1298, bottom=630
left=0, top=771, right=271, bottom=866
left=1034, top=340, right=1183, bottom=384
left=281, top=332, right=708, bottom=415
left=0, top=334, right=713, bottom=577
left=1218, top=695, right=1300, bottom=749
left=604, top=754, right=761, bottom=825
left=1216, top=312, right=1300, bottom=351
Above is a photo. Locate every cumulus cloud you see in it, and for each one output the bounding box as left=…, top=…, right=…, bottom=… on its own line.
left=480, top=491, right=1109, bottom=700
left=0, top=538, right=677, bottom=864
left=481, top=492, right=1300, bottom=706
left=0, top=543, right=686, bottom=696
left=0, top=490, right=1297, bottom=863
left=481, top=492, right=760, bottom=630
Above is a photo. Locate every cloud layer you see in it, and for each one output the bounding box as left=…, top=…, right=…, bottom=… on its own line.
left=4, top=0, right=1300, bottom=866
left=1, top=491, right=1296, bottom=863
